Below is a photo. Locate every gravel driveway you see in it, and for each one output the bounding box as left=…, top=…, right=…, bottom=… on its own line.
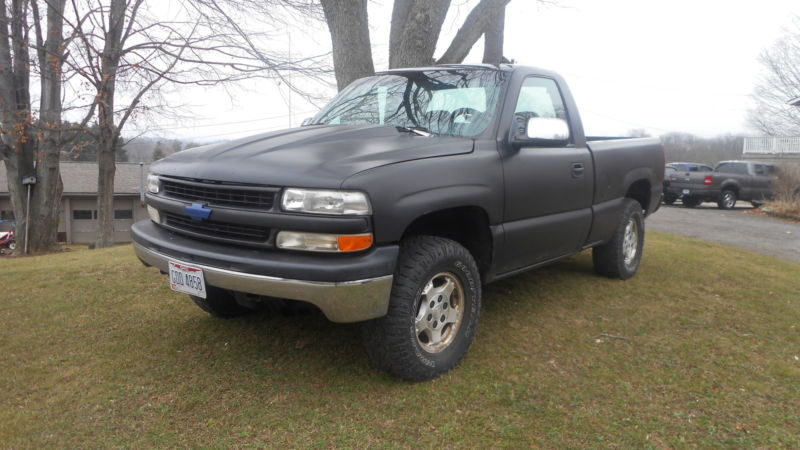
left=648, top=202, right=800, bottom=263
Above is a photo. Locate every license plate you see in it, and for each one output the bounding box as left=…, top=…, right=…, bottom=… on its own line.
left=682, top=189, right=690, bottom=195
left=168, top=261, right=207, bottom=298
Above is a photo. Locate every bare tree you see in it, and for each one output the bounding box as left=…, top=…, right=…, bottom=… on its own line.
left=749, top=17, right=800, bottom=136
left=65, top=0, right=330, bottom=248
left=321, top=0, right=519, bottom=90
left=482, top=6, right=505, bottom=64
left=388, top=0, right=451, bottom=68
left=0, top=0, right=67, bottom=254
left=320, top=0, right=374, bottom=91
left=436, top=0, right=511, bottom=65
left=660, top=132, right=743, bottom=166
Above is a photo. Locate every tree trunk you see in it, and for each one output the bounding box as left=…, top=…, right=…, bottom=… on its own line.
left=95, top=132, right=116, bottom=248
left=28, top=0, right=66, bottom=253
left=388, top=0, right=451, bottom=69
left=94, top=0, right=126, bottom=249
left=0, top=1, right=29, bottom=254
left=388, top=0, right=412, bottom=67
left=482, top=7, right=505, bottom=64
left=0, top=0, right=63, bottom=254
left=437, top=0, right=511, bottom=65
left=320, top=0, right=375, bottom=91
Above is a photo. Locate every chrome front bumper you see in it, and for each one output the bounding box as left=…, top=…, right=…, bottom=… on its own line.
left=134, top=242, right=393, bottom=323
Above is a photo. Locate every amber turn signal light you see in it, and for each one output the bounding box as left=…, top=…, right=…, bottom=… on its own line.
left=337, top=234, right=373, bottom=252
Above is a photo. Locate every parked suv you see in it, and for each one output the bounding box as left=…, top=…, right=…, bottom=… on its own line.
left=133, top=65, right=664, bottom=380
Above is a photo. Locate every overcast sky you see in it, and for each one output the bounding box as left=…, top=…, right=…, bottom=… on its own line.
left=136, top=0, right=799, bottom=142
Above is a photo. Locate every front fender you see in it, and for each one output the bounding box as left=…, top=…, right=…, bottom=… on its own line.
left=340, top=146, right=504, bottom=243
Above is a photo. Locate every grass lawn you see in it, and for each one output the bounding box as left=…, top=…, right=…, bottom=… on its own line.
left=1, top=232, right=799, bottom=448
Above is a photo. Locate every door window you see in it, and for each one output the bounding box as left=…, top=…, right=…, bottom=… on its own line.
left=715, top=163, right=748, bottom=174
left=514, top=77, right=568, bottom=139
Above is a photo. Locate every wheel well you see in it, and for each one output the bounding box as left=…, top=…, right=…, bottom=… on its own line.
left=402, top=206, right=492, bottom=278
left=625, top=179, right=651, bottom=211
left=721, top=183, right=739, bottom=196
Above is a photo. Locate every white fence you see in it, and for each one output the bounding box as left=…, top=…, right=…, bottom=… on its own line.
left=743, top=137, right=800, bottom=155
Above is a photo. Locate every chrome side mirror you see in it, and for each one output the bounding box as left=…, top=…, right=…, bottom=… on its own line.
left=526, top=117, right=570, bottom=141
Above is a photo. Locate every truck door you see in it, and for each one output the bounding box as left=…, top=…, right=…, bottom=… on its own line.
left=497, top=76, right=594, bottom=274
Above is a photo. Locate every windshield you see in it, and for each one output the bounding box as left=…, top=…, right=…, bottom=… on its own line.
left=312, top=69, right=507, bottom=137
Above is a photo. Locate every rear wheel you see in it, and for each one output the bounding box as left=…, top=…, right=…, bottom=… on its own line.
left=190, top=285, right=252, bottom=318
left=592, top=199, right=645, bottom=280
left=361, top=236, right=481, bottom=381
left=717, top=190, right=737, bottom=210
left=682, top=196, right=701, bottom=208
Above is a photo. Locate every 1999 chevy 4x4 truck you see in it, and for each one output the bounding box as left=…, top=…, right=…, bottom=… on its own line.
left=133, top=65, right=664, bottom=380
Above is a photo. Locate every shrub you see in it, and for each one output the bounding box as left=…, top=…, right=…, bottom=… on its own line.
left=766, top=164, right=800, bottom=218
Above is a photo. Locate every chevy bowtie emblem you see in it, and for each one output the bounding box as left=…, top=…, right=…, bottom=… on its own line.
left=184, top=203, right=212, bottom=221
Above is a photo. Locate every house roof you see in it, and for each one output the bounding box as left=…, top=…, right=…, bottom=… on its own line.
left=0, top=162, right=149, bottom=195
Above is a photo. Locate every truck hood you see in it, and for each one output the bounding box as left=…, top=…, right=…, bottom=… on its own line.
left=152, top=124, right=474, bottom=188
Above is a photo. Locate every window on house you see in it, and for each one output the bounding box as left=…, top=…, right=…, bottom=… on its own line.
left=0, top=210, right=14, bottom=220
left=72, top=210, right=97, bottom=220
left=114, top=209, right=133, bottom=220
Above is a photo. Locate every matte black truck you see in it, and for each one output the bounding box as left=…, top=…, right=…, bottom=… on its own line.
left=133, top=65, right=664, bottom=380
left=665, top=160, right=776, bottom=209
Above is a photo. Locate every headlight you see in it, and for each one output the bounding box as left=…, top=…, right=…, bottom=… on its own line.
left=146, top=174, right=161, bottom=194
left=281, top=188, right=371, bottom=215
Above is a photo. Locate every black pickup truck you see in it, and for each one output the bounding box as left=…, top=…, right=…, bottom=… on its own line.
left=133, top=65, right=664, bottom=380
left=664, top=160, right=776, bottom=209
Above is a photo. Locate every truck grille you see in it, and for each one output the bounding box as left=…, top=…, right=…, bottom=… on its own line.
left=163, top=212, right=270, bottom=243
left=161, top=178, right=277, bottom=210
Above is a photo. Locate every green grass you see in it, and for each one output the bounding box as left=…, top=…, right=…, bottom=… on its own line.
left=1, top=232, right=799, bottom=448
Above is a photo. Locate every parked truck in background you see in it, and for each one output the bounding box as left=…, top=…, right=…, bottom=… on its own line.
left=663, top=162, right=713, bottom=205
left=133, top=65, right=664, bottom=380
left=664, top=160, right=776, bottom=209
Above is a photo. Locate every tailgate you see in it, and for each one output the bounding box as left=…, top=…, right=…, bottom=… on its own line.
left=667, top=172, right=706, bottom=189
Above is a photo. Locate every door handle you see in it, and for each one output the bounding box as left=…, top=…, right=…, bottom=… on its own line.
left=571, top=162, right=585, bottom=178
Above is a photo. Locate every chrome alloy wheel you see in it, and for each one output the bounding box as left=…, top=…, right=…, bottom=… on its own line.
left=722, top=192, right=736, bottom=208
left=414, top=272, right=465, bottom=353
left=622, top=217, right=639, bottom=267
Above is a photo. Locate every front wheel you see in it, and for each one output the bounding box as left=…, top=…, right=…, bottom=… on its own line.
left=361, top=236, right=481, bottom=381
left=7, top=242, right=15, bottom=251
left=592, top=199, right=645, bottom=280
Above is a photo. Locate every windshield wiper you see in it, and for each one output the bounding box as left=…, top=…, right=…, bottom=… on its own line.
left=395, top=126, right=432, bottom=137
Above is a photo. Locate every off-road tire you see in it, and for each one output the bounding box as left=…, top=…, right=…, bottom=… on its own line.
left=717, top=190, right=737, bottom=210
left=7, top=242, right=15, bottom=251
left=361, top=236, right=481, bottom=381
left=592, top=199, right=645, bottom=280
left=682, top=196, right=701, bottom=208
left=190, top=285, right=251, bottom=318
